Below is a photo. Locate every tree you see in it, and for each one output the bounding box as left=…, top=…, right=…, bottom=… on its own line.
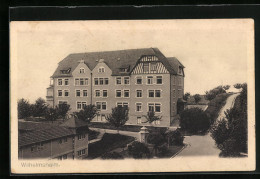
left=57, top=103, right=71, bottom=121
left=180, top=108, right=211, bottom=134
left=32, top=98, right=48, bottom=117
left=147, top=133, right=165, bottom=156
left=205, top=85, right=227, bottom=101
left=166, top=129, right=184, bottom=146
left=194, top=94, right=201, bottom=104
left=44, top=106, right=59, bottom=123
left=73, top=104, right=97, bottom=123
left=143, top=111, right=162, bottom=124
left=105, top=106, right=129, bottom=133
left=101, top=152, right=124, bottom=159
left=18, top=98, right=32, bottom=119
left=128, top=141, right=150, bottom=159
left=183, top=92, right=191, bottom=101
left=223, top=85, right=230, bottom=91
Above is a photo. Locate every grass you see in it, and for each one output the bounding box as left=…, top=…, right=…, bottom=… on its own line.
left=87, top=133, right=135, bottom=159
left=205, top=93, right=232, bottom=124
left=89, top=122, right=167, bottom=133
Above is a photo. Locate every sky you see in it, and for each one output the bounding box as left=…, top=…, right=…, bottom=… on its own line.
left=11, top=19, right=252, bottom=103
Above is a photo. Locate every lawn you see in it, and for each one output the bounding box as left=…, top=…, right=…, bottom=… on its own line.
left=86, top=133, right=135, bottom=159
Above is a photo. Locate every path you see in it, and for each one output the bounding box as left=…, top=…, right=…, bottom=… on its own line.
left=174, top=93, right=239, bottom=157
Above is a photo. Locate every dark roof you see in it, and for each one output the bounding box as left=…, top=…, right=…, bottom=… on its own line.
left=60, top=116, right=89, bottom=129
left=186, top=95, right=210, bottom=105
left=51, top=48, right=184, bottom=77
left=18, top=121, right=59, bottom=132
left=19, top=126, right=75, bottom=147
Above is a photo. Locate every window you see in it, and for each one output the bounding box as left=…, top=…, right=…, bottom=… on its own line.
left=64, top=90, right=69, bottom=97
left=117, top=102, right=129, bottom=108
left=77, top=102, right=82, bottom=110
left=156, top=76, right=162, bottom=84
left=136, top=77, right=142, bottom=84
left=82, top=102, right=87, bottom=108
left=64, top=79, right=69, bottom=85
left=153, top=120, right=161, bottom=125
left=178, top=66, right=182, bottom=74
left=79, top=68, right=85, bottom=73
left=116, top=90, right=122, bottom=98
left=143, top=63, right=149, bottom=72
left=116, top=77, right=121, bottom=85
left=57, top=156, right=62, bottom=160
left=96, top=102, right=101, bottom=110
left=78, top=149, right=86, bottom=156
left=99, top=78, right=104, bottom=85
left=150, top=62, right=157, bottom=72
left=147, top=76, right=153, bottom=84
left=104, top=78, right=109, bottom=85
left=124, top=90, right=130, bottom=98
left=148, top=103, right=161, bottom=113
left=94, top=78, right=98, bottom=85
left=173, top=76, right=176, bottom=85
left=98, top=67, right=105, bottom=73
left=83, top=90, right=87, bottom=97
left=136, top=103, right=142, bottom=112
left=64, top=137, right=67, bottom=143
left=31, top=146, right=36, bottom=152
left=103, top=90, right=108, bottom=97
left=96, top=102, right=106, bottom=110
left=101, top=114, right=106, bottom=121
left=136, top=90, right=142, bottom=98
left=155, top=90, right=161, bottom=97
left=75, top=79, right=79, bottom=86
left=63, top=154, right=67, bottom=160
left=78, top=133, right=86, bottom=140
left=124, top=77, right=130, bottom=85
left=76, top=90, right=81, bottom=97
left=178, top=77, right=182, bottom=86
left=137, top=117, right=142, bottom=124
left=173, top=89, right=176, bottom=98
left=148, top=90, right=154, bottom=97
left=102, top=102, right=107, bottom=110
left=95, top=90, right=101, bottom=97
left=58, top=139, right=62, bottom=144
left=58, top=79, right=62, bottom=86
left=58, top=90, right=62, bottom=97
left=178, top=89, right=181, bottom=98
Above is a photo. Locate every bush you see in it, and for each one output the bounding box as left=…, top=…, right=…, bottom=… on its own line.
left=147, top=132, right=165, bottom=156
left=128, top=141, right=151, bottom=159
left=18, top=98, right=32, bottom=119
left=167, top=129, right=184, bottom=146
left=158, top=143, right=169, bottom=156
left=180, top=108, right=210, bottom=134
left=205, top=85, right=227, bottom=101
left=101, top=152, right=124, bottom=159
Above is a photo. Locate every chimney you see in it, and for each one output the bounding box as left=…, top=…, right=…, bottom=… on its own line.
left=99, top=59, right=105, bottom=63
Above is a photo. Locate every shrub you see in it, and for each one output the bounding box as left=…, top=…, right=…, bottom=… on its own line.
left=147, top=133, right=165, bottom=156
left=18, top=98, right=32, bottom=119
left=128, top=141, right=150, bottom=159
left=194, top=94, right=201, bottom=104
left=167, top=129, right=184, bottom=146
left=180, top=108, right=210, bottom=134
left=158, top=143, right=169, bottom=156
left=101, top=152, right=124, bottom=159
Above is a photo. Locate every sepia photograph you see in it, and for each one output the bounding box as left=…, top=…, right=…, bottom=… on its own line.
left=10, top=19, right=255, bottom=173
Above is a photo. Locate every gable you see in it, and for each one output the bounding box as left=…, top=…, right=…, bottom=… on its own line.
left=72, top=60, right=91, bottom=77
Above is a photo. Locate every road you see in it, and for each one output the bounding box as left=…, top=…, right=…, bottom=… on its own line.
left=175, top=93, right=240, bottom=157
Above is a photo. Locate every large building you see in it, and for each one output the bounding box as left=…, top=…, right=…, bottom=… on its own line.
left=18, top=117, right=89, bottom=160
left=46, top=48, right=185, bottom=127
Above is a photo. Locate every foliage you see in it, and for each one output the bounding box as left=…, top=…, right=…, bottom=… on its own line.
left=127, top=141, right=151, bottom=159
left=143, top=111, right=162, bottom=124
left=105, top=106, right=129, bottom=131
left=44, top=106, right=59, bottom=123
left=32, top=98, right=48, bottom=117
left=57, top=103, right=71, bottom=121
left=194, top=94, right=201, bottom=104
left=18, top=98, right=32, bottom=119
left=147, top=132, right=165, bottom=156
left=183, top=92, right=191, bottom=101
left=158, top=143, right=169, bottom=157
left=101, top=152, right=124, bottom=159
left=88, top=133, right=135, bottom=159
left=223, top=85, right=230, bottom=91
left=205, top=85, right=227, bottom=101
left=180, top=108, right=211, bottom=134
left=167, top=129, right=184, bottom=146
left=74, top=104, right=97, bottom=123
left=205, top=93, right=231, bottom=124
left=211, top=84, right=247, bottom=156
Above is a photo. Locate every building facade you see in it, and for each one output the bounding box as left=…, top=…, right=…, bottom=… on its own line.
left=46, top=48, right=185, bottom=127
left=18, top=117, right=89, bottom=160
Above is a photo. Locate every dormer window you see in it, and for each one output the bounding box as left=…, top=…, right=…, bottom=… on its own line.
left=119, top=68, right=128, bottom=73
left=98, top=67, right=105, bottom=73
left=178, top=66, right=182, bottom=74
left=60, top=68, right=71, bottom=74
left=80, top=68, right=85, bottom=74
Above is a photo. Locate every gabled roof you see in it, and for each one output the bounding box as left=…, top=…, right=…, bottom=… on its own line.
left=51, top=48, right=184, bottom=77
left=167, top=57, right=185, bottom=75
left=19, top=126, right=75, bottom=147
left=60, top=115, right=89, bottom=129
left=18, top=121, right=59, bottom=132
